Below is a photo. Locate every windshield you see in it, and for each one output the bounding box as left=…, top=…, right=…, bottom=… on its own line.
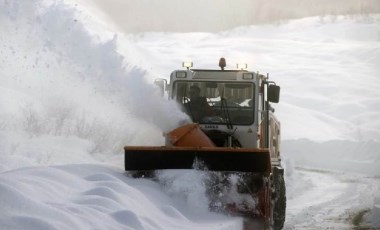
left=173, top=81, right=255, bottom=125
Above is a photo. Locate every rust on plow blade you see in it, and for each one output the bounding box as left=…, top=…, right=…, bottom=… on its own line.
left=124, top=146, right=271, bottom=173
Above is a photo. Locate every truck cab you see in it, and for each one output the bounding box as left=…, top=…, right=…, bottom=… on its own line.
left=156, top=59, right=280, bottom=161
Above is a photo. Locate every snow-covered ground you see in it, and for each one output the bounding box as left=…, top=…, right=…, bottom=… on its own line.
left=1, top=0, right=379, bottom=229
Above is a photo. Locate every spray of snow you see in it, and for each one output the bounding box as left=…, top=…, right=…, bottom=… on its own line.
left=0, top=0, right=190, bottom=172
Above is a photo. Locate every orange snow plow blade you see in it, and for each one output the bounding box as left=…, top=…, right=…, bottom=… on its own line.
left=124, top=146, right=271, bottom=172
left=125, top=123, right=271, bottom=173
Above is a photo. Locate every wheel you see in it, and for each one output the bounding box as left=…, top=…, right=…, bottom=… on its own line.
left=273, top=168, right=286, bottom=230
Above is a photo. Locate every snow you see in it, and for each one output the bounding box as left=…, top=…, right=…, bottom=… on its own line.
left=1, top=0, right=380, bottom=229
left=0, top=165, right=242, bottom=230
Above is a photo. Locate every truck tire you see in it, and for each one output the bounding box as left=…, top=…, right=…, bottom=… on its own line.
left=273, top=172, right=286, bottom=230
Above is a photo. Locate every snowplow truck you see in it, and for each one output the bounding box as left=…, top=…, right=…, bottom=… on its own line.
left=124, top=58, right=286, bottom=229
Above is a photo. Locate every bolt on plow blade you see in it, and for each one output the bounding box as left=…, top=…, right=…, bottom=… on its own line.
left=124, top=146, right=271, bottom=173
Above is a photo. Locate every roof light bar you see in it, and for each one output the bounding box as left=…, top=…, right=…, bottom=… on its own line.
left=237, top=63, right=248, bottom=70
left=182, top=61, right=193, bottom=70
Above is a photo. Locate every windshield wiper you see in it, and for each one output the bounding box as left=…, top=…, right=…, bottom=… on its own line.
left=220, top=89, right=233, bottom=130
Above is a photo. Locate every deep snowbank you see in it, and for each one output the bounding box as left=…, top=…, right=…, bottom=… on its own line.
left=0, top=164, right=242, bottom=230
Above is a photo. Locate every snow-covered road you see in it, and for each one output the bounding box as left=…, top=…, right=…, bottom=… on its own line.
left=285, top=168, right=379, bottom=229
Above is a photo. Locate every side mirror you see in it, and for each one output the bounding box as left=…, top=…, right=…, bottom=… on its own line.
left=268, top=85, right=280, bottom=103
left=154, top=79, right=167, bottom=97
